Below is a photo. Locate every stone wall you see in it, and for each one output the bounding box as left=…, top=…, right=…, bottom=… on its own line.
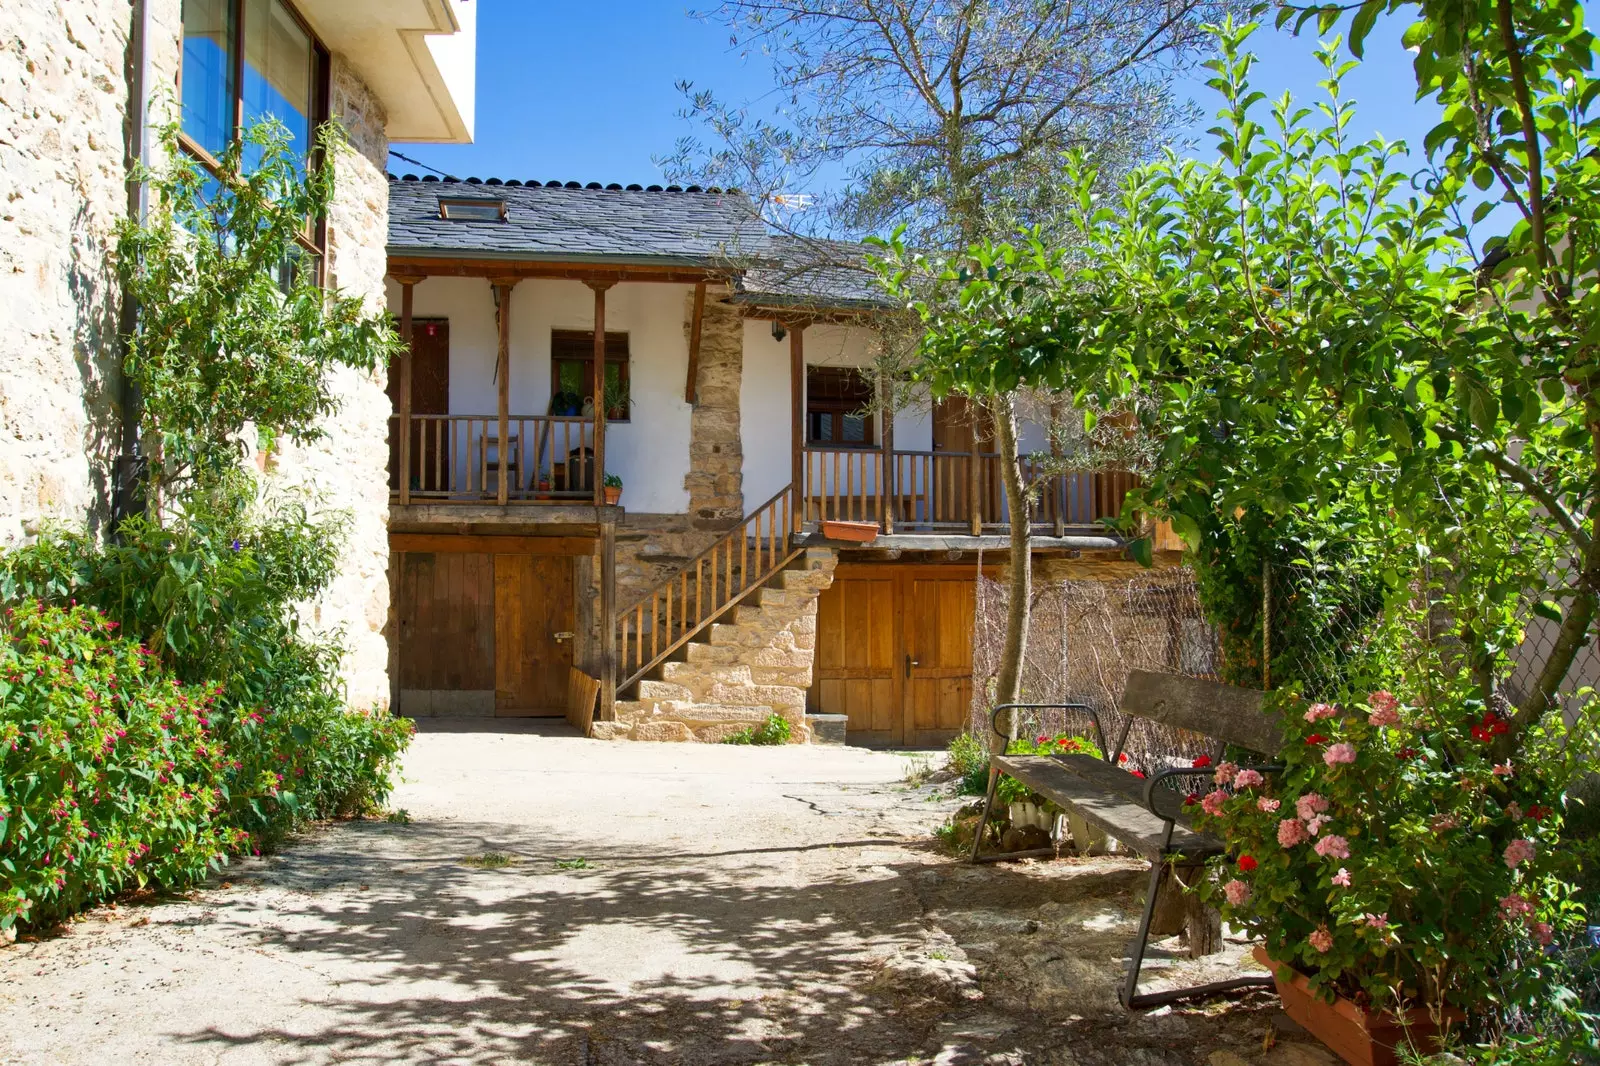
left=682, top=287, right=745, bottom=529
left=614, top=511, right=722, bottom=608
left=266, top=56, right=393, bottom=711
left=0, top=0, right=164, bottom=546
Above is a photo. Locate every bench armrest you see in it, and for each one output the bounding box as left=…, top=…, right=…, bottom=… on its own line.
left=989, top=702, right=1104, bottom=754
left=1140, top=764, right=1285, bottom=821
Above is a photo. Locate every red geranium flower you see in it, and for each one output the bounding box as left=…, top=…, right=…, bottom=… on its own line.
left=1305, top=734, right=1327, bottom=745
left=1238, top=855, right=1258, bottom=872
left=1397, top=747, right=1419, bottom=761
left=1192, top=755, right=1213, bottom=768
left=1130, top=770, right=1146, bottom=779
left=1184, top=792, right=1200, bottom=806
left=1118, top=752, right=1129, bottom=763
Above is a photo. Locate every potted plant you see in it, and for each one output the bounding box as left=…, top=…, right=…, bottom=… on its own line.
left=602, top=472, right=622, bottom=506
left=1192, top=684, right=1574, bottom=1066
left=603, top=375, right=630, bottom=421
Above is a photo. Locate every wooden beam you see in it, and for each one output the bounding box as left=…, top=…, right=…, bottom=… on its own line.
left=880, top=372, right=895, bottom=535
left=968, top=401, right=983, bottom=537
left=388, top=255, right=729, bottom=286
left=685, top=281, right=706, bottom=405
left=599, top=518, right=618, bottom=719
left=587, top=282, right=614, bottom=507
left=388, top=533, right=598, bottom=556
left=491, top=278, right=518, bottom=506
left=790, top=324, right=805, bottom=532
left=395, top=277, right=422, bottom=506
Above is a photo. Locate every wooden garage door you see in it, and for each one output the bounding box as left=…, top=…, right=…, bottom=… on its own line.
left=811, top=565, right=975, bottom=748
left=394, top=546, right=576, bottom=718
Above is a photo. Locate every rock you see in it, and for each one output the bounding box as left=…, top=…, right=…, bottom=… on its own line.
left=870, top=946, right=983, bottom=1005
left=1000, top=825, right=1052, bottom=852
left=1207, top=1052, right=1252, bottom=1066
left=1264, top=1044, right=1340, bottom=1066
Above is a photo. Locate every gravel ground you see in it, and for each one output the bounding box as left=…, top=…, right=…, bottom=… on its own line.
left=0, top=721, right=1336, bottom=1066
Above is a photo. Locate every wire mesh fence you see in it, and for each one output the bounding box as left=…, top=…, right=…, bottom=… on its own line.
left=970, top=562, right=1222, bottom=768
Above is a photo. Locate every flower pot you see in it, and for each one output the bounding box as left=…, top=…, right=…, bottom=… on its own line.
left=820, top=519, right=879, bottom=543
left=1251, top=947, right=1464, bottom=1066
left=603, top=485, right=622, bottom=506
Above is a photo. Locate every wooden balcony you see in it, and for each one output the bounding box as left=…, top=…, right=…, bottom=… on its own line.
left=388, top=413, right=597, bottom=503
left=802, top=445, right=1135, bottom=535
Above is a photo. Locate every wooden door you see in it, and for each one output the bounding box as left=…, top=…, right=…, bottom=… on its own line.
left=493, top=553, right=573, bottom=716
left=387, top=319, right=449, bottom=492
left=903, top=575, right=975, bottom=748
left=396, top=552, right=495, bottom=714
left=811, top=570, right=900, bottom=746
left=810, top=565, right=976, bottom=748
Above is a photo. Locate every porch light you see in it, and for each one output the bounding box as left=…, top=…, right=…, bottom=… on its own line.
left=771, top=320, right=786, bottom=342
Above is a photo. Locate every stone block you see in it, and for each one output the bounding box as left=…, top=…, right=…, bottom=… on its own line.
left=750, top=666, right=813, bottom=687
left=806, top=714, right=848, bottom=746
left=588, top=721, right=624, bottom=740
left=636, top=679, right=694, bottom=702
left=706, top=682, right=807, bottom=712
left=632, top=720, right=696, bottom=743
left=684, top=642, right=740, bottom=664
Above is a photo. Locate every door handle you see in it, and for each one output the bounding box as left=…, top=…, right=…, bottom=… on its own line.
left=554, top=631, right=574, bottom=643
left=905, top=654, right=919, bottom=679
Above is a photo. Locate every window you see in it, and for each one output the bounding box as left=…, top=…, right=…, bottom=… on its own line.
left=439, top=197, right=508, bottom=221
left=550, top=330, right=630, bottom=421
left=180, top=0, right=328, bottom=272
left=807, top=366, right=874, bottom=447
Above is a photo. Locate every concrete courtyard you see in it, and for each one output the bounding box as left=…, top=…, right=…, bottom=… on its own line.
left=0, top=722, right=1329, bottom=1065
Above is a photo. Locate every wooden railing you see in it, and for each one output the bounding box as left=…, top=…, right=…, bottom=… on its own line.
left=804, top=446, right=1136, bottom=533
left=617, top=486, right=800, bottom=693
left=388, top=413, right=594, bottom=503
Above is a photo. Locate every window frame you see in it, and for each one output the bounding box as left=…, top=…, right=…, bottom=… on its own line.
left=438, top=197, right=509, bottom=221
left=805, top=365, right=875, bottom=448
left=177, top=0, right=331, bottom=279
left=550, top=330, right=631, bottom=422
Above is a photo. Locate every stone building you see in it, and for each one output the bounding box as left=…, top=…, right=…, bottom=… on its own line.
left=380, top=178, right=1175, bottom=744
left=0, top=0, right=477, bottom=711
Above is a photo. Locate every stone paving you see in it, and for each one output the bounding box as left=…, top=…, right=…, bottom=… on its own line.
left=0, top=722, right=1337, bottom=1065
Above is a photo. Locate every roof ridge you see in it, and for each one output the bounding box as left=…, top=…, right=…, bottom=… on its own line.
left=386, top=173, right=737, bottom=195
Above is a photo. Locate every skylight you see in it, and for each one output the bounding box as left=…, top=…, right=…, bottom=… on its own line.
left=438, top=197, right=507, bottom=221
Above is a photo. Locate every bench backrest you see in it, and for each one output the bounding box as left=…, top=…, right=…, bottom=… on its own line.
left=1120, top=670, right=1282, bottom=756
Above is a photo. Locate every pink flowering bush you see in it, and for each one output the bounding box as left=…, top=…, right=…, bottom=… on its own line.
left=1194, top=684, right=1578, bottom=1015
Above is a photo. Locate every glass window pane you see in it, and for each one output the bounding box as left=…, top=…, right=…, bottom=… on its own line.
left=181, top=0, right=235, bottom=157
left=242, top=0, right=312, bottom=170
left=843, top=415, right=866, bottom=443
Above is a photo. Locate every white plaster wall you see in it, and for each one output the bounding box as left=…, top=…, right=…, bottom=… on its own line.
left=387, top=276, right=695, bottom=514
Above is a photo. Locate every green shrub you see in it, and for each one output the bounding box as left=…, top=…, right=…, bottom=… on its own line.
left=946, top=732, right=991, bottom=795
left=0, top=601, right=245, bottom=930
left=722, top=713, right=792, bottom=745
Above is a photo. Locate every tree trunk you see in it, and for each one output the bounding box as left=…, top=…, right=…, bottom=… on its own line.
left=991, top=394, right=1031, bottom=745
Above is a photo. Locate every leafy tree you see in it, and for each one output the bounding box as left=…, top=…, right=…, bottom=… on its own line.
left=892, top=0, right=1599, bottom=739
left=670, top=0, right=1234, bottom=711
left=118, top=121, right=397, bottom=510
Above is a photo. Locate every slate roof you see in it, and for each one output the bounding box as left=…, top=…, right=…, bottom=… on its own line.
left=387, top=174, right=769, bottom=267
left=730, top=235, right=893, bottom=311
left=386, top=174, right=893, bottom=311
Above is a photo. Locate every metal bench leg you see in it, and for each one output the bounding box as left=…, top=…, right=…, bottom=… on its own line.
left=968, top=764, right=1001, bottom=863
left=1121, top=854, right=1277, bottom=1010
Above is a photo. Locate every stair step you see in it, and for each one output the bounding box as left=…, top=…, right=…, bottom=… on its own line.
left=684, top=642, right=740, bottom=664
left=637, top=679, right=694, bottom=701
left=705, top=682, right=807, bottom=712
left=662, top=661, right=753, bottom=687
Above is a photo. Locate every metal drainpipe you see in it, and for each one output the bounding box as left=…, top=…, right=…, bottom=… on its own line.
left=113, top=0, right=152, bottom=528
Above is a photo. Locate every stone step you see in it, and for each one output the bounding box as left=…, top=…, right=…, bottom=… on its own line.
left=683, top=642, right=741, bottom=665
left=662, top=661, right=753, bottom=689
left=636, top=679, right=694, bottom=702
left=705, top=681, right=807, bottom=712
left=749, top=665, right=813, bottom=687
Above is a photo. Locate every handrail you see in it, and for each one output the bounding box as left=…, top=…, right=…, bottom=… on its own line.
left=616, top=485, right=802, bottom=693
left=388, top=413, right=593, bottom=502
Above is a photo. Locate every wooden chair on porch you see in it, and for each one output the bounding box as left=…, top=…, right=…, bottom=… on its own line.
left=478, top=430, right=521, bottom=497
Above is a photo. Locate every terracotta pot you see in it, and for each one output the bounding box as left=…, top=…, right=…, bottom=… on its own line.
left=820, top=519, right=879, bottom=543
left=1252, top=947, right=1464, bottom=1066
left=603, top=485, right=622, bottom=506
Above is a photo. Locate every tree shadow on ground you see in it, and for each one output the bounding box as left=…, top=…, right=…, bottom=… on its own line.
left=166, top=816, right=1277, bottom=1066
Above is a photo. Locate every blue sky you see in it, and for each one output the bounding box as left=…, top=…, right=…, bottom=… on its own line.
left=396, top=4, right=1442, bottom=199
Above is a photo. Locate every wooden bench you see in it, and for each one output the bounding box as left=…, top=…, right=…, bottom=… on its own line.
left=968, top=669, right=1283, bottom=1009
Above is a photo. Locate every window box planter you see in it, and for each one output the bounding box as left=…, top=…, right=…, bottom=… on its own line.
left=820, top=520, right=879, bottom=543
left=1251, top=947, right=1463, bottom=1066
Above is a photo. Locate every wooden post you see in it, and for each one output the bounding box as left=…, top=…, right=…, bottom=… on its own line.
left=588, top=282, right=614, bottom=507
left=395, top=275, right=424, bottom=506
left=1050, top=399, right=1065, bottom=538
left=790, top=322, right=805, bottom=532
left=491, top=277, right=517, bottom=506
left=600, top=517, right=618, bottom=718
left=685, top=280, right=706, bottom=405
left=967, top=400, right=982, bottom=536
left=880, top=373, right=895, bottom=535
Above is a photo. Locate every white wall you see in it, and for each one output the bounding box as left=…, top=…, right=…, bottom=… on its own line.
left=387, top=276, right=695, bottom=514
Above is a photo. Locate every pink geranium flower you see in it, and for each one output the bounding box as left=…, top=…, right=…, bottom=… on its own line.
left=1223, top=879, right=1251, bottom=906
left=1532, top=922, right=1553, bottom=946
left=1331, top=867, right=1351, bottom=887
left=1364, top=913, right=1389, bottom=929
left=1295, top=793, right=1329, bottom=820
left=1304, top=702, right=1338, bottom=723
left=1367, top=690, right=1401, bottom=727
left=1234, top=769, right=1264, bottom=789
left=1309, top=927, right=1333, bottom=953
left=1314, top=835, right=1350, bottom=859
left=1504, top=839, right=1536, bottom=869
left=1499, top=894, right=1534, bottom=919
left=1305, top=814, right=1330, bottom=837
left=1277, top=818, right=1309, bottom=847
left=1213, top=761, right=1238, bottom=786
left=1201, top=789, right=1229, bottom=817
left=1492, top=761, right=1514, bottom=777
left=1367, top=705, right=1402, bottom=728
left=1324, top=743, right=1357, bottom=766
left=1257, top=797, right=1280, bottom=813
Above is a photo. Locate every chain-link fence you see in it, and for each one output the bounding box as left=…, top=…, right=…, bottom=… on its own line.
left=970, top=563, right=1222, bottom=766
